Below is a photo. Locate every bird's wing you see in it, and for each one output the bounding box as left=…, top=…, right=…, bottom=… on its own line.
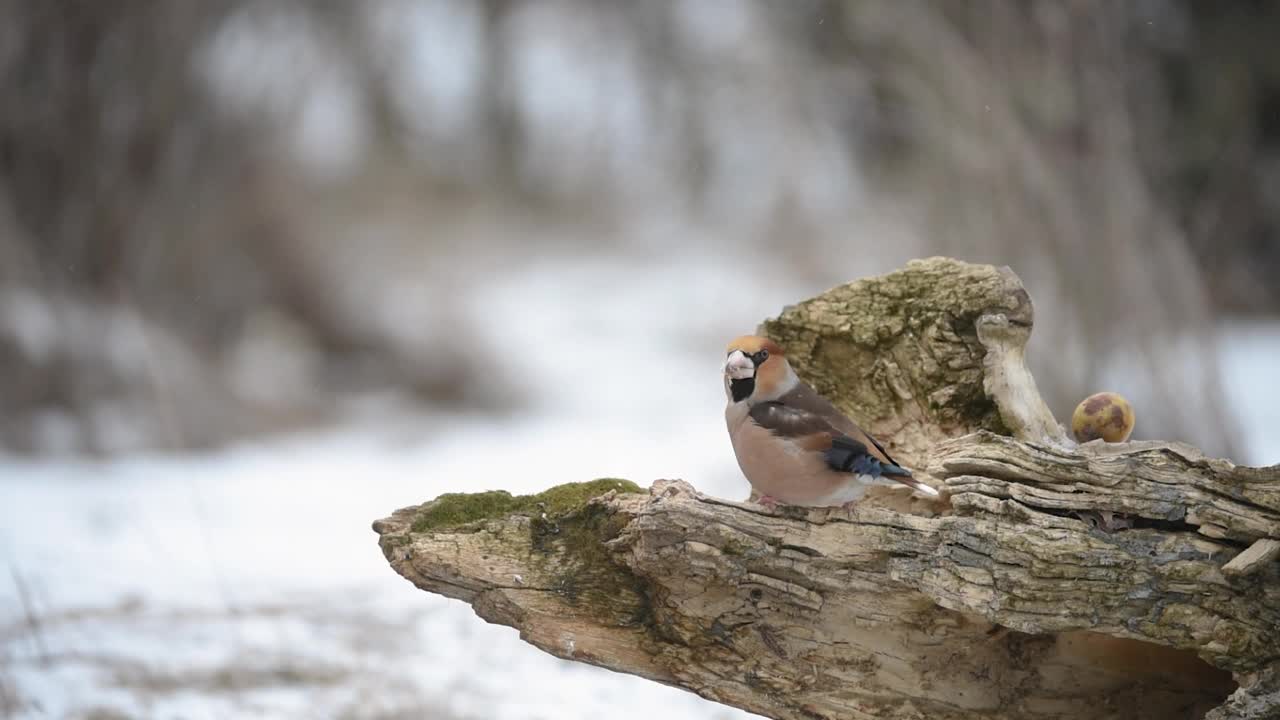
left=748, top=401, right=914, bottom=481
left=774, top=383, right=902, bottom=467
left=747, top=401, right=841, bottom=444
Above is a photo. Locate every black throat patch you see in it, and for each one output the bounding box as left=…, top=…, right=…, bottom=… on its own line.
left=730, top=377, right=755, bottom=403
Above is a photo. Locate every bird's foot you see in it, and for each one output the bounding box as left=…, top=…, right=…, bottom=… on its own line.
left=756, top=494, right=780, bottom=509
left=840, top=499, right=859, bottom=510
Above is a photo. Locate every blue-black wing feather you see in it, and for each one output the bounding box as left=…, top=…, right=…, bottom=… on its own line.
left=824, top=435, right=911, bottom=478
left=748, top=401, right=912, bottom=477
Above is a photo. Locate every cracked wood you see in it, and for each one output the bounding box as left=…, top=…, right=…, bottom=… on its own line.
left=373, top=258, right=1279, bottom=720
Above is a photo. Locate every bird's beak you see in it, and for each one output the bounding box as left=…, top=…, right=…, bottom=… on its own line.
left=723, top=350, right=755, bottom=380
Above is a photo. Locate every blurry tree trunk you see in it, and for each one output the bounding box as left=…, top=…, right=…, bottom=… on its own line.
left=0, top=0, right=505, bottom=452
left=0, top=0, right=1267, bottom=457
left=0, top=0, right=272, bottom=452
left=374, top=259, right=1278, bottom=720
left=837, top=0, right=1243, bottom=458
left=0, top=0, right=245, bottom=306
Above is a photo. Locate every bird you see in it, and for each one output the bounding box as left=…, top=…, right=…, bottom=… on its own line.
left=722, top=335, right=938, bottom=507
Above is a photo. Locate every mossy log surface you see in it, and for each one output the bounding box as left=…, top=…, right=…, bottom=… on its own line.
left=373, top=258, right=1280, bottom=720
left=759, top=257, right=1059, bottom=466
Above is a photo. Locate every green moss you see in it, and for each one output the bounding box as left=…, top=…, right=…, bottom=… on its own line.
left=760, top=259, right=1023, bottom=437
left=531, top=478, right=642, bottom=516
left=752, top=260, right=1013, bottom=427
left=527, top=501, right=647, bottom=622
left=391, top=479, right=652, bottom=631
left=410, top=478, right=643, bottom=533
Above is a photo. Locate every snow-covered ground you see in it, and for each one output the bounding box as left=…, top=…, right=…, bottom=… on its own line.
left=1, top=254, right=1276, bottom=719
left=1217, top=320, right=1280, bottom=469
left=0, top=251, right=810, bottom=720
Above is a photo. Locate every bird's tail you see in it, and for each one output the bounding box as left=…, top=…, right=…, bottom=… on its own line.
left=881, top=465, right=940, bottom=497
left=835, top=445, right=941, bottom=497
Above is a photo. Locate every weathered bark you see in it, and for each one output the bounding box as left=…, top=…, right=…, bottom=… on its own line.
left=373, top=258, right=1279, bottom=719
left=759, top=259, right=1035, bottom=466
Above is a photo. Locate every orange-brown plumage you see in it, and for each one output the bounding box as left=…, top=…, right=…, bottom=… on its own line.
left=726, top=335, right=789, bottom=398
left=725, top=335, right=784, bottom=357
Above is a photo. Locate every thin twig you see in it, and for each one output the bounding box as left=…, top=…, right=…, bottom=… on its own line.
left=8, top=565, right=47, bottom=666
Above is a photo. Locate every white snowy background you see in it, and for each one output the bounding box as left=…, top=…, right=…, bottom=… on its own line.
left=0, top=251, right=800, bottom=720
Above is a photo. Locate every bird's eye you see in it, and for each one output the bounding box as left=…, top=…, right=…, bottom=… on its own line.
left=752, top=350, right=768, bottom=364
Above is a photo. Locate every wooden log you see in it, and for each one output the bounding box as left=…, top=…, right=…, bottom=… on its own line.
left=373, top=258, right=1278, bottom=719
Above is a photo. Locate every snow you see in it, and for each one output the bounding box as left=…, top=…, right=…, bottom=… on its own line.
left=1, top=254, right=1276, bottom=719
left=1216, top=320, right=1280, bottom=467
left=0, top=252, right=789, bottom=719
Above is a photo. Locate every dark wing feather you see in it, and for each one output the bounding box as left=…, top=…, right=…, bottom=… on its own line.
left=772, top=383, right=856, bottom=432
left=826, top=435, right=887, bottom=476
left=774, top=384, right=904, bottom=467
left=748, top=401, right=911, bottom=479
left=747, top=401, right=838, bottom=439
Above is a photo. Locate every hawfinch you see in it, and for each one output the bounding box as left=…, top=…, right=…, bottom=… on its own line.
left=722, top=335, right=938, bottom=507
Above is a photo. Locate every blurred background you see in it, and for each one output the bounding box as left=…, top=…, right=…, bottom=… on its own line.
left=1, top=1, right=1277, bottom=718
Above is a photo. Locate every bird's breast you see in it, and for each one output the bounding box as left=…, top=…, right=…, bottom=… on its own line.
left=726, top=412, right=857, bottom=506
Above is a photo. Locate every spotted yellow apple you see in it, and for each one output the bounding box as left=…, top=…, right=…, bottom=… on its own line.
left=1072, top=392, right=1136, bottom=443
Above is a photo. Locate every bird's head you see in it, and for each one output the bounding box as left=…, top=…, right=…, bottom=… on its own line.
left=723, top=335, right=794, bottom=404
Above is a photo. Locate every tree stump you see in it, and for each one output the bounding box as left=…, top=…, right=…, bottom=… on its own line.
left=373, top=258, right=1279, bottom=720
